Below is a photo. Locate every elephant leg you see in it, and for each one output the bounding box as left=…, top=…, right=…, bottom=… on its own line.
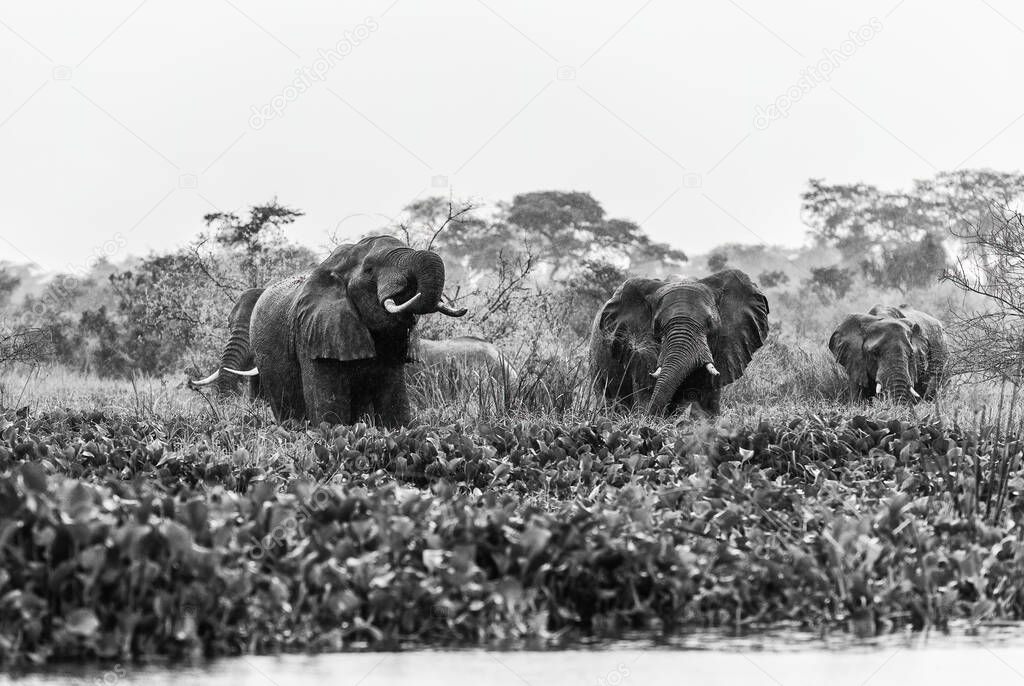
left=301, top=359, right=352, bottom=425
left=349, top=374, right=375, bottom=424
left=371, top=365, right=411, bottom=427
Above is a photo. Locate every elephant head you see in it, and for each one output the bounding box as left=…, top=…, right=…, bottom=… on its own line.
left=829, top=311, right=928, bottom=403
left=294, top=235, right=465, bottom=364
left=594, top=269, right=769, bottom=414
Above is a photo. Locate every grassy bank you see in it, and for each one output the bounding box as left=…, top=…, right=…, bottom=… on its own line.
left=0, top=367, right=1023, bottom=665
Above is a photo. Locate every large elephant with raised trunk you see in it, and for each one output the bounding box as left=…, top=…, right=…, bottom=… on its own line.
left=829, top=304, right=947, bottom=403
left=196, top=235, right=466, bottom=426
left=589, top=269, right=769, bottom=415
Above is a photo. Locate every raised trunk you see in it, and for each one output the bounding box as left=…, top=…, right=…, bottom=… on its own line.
left=386, top=249, right=446, bottom=315
left=648, top=322, right=712, bottom=413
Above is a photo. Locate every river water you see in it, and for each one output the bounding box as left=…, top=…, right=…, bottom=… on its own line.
left=5, top=635, right=1024, bottom=685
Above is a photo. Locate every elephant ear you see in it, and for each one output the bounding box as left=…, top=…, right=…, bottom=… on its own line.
left=699, top=269, right=769, bottom=385
left=598, top=277, right=664, bottom=341
left=295, top=270, right=376, bottom=362
left=828, top=314, right=877, bottom=386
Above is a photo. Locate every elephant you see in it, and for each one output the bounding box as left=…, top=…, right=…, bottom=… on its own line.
left=589, top=269, right=769, bottom=415
left=829, top=304, right=947, bottom=403
left=411, top=336, right=518, bottom=384
left=188, top=287, right=264, bottom=396
left=201, top=235, right=466, bottom=426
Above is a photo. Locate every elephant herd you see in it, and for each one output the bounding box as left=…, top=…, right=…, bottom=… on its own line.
left=189, top=234, right=948, bottom=427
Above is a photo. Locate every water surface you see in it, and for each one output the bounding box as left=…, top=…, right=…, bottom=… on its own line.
left=7, top=634, right=1024, bottom=685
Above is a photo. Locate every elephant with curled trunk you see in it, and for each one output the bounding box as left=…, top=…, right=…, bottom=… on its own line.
left=829, top=304, right=947, bottom=403
left=200, top=235, right=466, bottom=426
left=589, top=269, right=769, bottom=415
left=188, top=287, right=264, bottom=395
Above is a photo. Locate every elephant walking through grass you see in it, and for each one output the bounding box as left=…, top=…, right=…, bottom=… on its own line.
left=195, top=235, right=466, bottom=426
left=589, top=269, right=769, bottom=415
left=829, top=304, right=947, bottom=403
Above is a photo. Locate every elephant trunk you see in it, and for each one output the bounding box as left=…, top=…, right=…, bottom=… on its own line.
left=877, top=354, right=915, bottom=404
left=216, top=329, right=254, bottom=393
left=383, top=248, right=463, bottom=316
left=189, top=288, right=262, bottom=394
left=648, top=320, right=713, bottom=413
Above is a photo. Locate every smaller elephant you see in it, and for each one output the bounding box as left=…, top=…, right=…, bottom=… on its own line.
left=188, top=287, right=264, bottom=396
left=829, top=304, right=947, bottom=403
left=412, top=336, right=518, bottom=384
left=589, top=269, right=769, bottom=415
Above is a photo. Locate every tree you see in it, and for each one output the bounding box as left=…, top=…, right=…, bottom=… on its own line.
left=804, top=265, right=854, bottom=301
left=942, top=204, right=1024, bottom=381
left=560, top=259, right=629, bottom=336
left=403, top=192, right=687, bottom=280
left=707, top=251, right=729, bottom=272
left=799, top=170, right=1023, bottom=291
left=801, top=178, right=940, bottom=259
left=398, top=196, right=498, bottom=271
left=502, top=191, right=685, bottom=279
left=0, top=266, right=19, bottom=307
left=758, top=269, right=789, bottom=289
left=203, top=199, right=308, bottom=288
left=861, top=231, right=947, bottom=294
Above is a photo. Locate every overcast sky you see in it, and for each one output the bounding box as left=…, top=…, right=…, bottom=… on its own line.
left=2, top=0, right=1023, bottom=272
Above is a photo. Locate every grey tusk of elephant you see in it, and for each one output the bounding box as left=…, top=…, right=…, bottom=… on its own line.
left=829, top=304, right=947, bottom=404
left=589, top=269, right=769, bottom=416
left=188, top=369, right=220, bottom=387
left=383, top=292, right=422, bottom=314
left=434, top=301, right=468, bottom=317
left=224, top=367, right=259, bottom=377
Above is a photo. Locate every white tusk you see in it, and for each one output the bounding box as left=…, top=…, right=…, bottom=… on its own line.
left=189, top=370, right=220, bottom=387
left=910, top=388, right=921, bottom=399
left=876, top=383, right=882, bottom=394
left=435, top=301, right=468, bottom=317
left=705, top=362, right=720, bottom=376
left=223, top=367, right=259, bottom=377
left=383, top=292, right=422, bottom=314
left=650, top=366, right=662, bottom=378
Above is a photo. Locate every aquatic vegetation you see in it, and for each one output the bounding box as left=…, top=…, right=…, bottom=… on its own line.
left=0, top=407, right=1022, bottom=666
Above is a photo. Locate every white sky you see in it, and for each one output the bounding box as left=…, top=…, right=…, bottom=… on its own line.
left=2, top=0, right=1023, bottom=272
